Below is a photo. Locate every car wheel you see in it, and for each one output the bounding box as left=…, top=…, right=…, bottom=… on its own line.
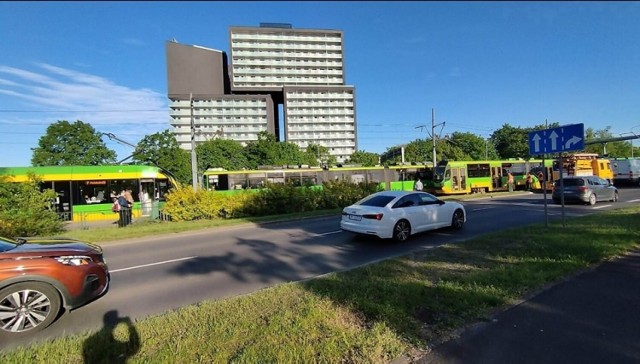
left=451, top=209, right=465, bottom=230
left=588, top=194, right=597, bottom=206
left=392, top=220, right=411, bottom=243
left=0, top=282, right=62, bottom=336
left=611, top=192, right=619, bottom=202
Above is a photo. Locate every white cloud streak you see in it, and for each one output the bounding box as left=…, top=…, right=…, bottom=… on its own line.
left=0, top=63, right=169, bottom=141
left=0, top=63, right=171, bottom=164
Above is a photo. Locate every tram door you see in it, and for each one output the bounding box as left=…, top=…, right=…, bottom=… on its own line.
left=53, top=181, right=72, bottom=221
left=450, top=167, right=467, bottom=192
left=491, top=166, right=503, bottom=190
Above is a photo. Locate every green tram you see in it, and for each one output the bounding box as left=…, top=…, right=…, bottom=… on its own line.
left=0, top=165, right=174, bottom=222
left=202, top=164, right=434, bottom=193
left=432, top=159, right=554, bottom=195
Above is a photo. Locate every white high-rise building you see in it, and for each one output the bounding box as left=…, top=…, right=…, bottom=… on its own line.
left=166, top=23, right=357, bottom=163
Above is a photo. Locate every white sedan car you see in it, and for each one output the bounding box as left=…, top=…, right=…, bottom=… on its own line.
left=340, top=191, right=466, bottom=242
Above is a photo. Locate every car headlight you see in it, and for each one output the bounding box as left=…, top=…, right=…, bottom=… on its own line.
left=54, top=255, right=94, bottom=266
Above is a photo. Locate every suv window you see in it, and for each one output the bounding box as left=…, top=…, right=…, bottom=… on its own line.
left=561, top=178, right=585, bottom=187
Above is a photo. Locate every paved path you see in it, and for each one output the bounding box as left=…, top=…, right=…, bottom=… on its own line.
left=420, top=249, right=640, bottom=364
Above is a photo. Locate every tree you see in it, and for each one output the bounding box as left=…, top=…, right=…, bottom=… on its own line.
left=32, top=120, right=117, bottom=166
left=304, top=143, right=336, bottom=167
left=403, top=139, right=431, bottom=164
left=244, top=131, right=309, bottom=167
left=244, top=131, right=280, bottom=168
left=447, top=132, right=499, bottom=160
left=346, top=150, right=379, bottom=166
left=0, top=175, right=62, bottom=238
left=491, top=124, right=531, bottom=159
left=132, top=130, right=192, bottom=185
left=584, top=126, right=632, bottom=157
left=196, top=138, right=250, bottom=172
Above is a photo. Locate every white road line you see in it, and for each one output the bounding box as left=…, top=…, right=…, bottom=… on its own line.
left=110, top=256, right=198, bottom=273
left=628, top=199, right=640, bottom=203
left=315, top=230, right=343, bottom=237
left=593, top=205, right=611, bottom=209
left=471, top=207, right=493, bottom=211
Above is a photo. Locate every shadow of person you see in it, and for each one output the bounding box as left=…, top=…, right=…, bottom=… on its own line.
left=83, top=310, right=140, bottom=364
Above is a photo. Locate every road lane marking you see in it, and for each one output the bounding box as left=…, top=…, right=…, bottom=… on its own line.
left=470, top=207, right=492, bottom=211
left=628, top=199, right=640, bottom=203
left=593, top=205, right=611, bottom=209
left=110, top=256, right=198, bottom=273
left=315, top=230, right=343, bottom=237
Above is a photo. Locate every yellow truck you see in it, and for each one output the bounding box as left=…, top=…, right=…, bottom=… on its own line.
left=553, top=153, right=614, bottom=184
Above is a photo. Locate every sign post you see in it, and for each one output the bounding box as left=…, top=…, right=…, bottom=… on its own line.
left=528, top=123, right=584, bottom=155
left=528, top=123, right=585, bottom=228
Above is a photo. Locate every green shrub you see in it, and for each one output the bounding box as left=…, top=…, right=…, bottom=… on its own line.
left=0, top=176, right=63, bottom=238
left=161, top=181, right=383, bottom=221
left=162, top=187, right=255, bottom=221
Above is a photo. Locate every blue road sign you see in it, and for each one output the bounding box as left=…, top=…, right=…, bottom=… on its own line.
left=528, top=123, right=584, bottom=155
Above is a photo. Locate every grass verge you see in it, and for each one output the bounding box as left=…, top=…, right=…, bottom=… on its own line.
left=3, top=204, right=637, bottom=363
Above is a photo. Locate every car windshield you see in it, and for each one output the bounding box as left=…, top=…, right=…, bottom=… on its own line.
left=559, top=178, right=585, bottom=187
left=0, top=236, right=17, bottom=252
left=359, top=195, right=397, bottom=207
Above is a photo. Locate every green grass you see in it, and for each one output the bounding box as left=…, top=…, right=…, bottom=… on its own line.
left=3, top=202, right=637, bottom=363
left=52, top=209, right=343, bottom=243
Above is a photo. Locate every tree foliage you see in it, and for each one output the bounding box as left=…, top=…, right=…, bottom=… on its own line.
left=584, top=126, right=632, bottom=157
left=196, top=138, right=251, bottom=172
left=243, top=131, right=324, bottom=168
left=305, top=143, right=337, bottom=167
left=0, top=175, right=63, bottom=238
left=31, top=120, right=117, bottom=166
left=133, top=130, right=192, bottom=186
left=346, top=150, right=379, bottom=166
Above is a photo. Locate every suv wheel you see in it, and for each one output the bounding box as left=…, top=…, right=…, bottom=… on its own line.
left=0, top=282, right=62, bottom=336
left=588, top=194, right=597, bottom=205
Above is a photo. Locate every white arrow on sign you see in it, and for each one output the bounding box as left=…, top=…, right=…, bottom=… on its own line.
left=549, top=130, right=559, bottom=151
left=532, top=133, right=541, bottom=152
left=565, top=135, right=582, bottom=149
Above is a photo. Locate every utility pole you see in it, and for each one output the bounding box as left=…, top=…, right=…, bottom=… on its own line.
left=415, top=108, right=444, bottom=168
left=431, top=108, right=445, bottom=167
left=190, top=93, right=198, bottom=190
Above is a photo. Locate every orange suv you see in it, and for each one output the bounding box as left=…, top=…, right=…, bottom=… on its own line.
left=0, top=236, right=110, bottom=337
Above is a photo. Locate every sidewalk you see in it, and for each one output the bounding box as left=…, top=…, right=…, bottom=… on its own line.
left=419, top=249, right=640, bottom=364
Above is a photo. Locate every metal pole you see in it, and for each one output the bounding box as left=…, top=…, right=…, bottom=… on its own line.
left=432, top=108, right=437, bottom=167
left=485, top=138, right=488, bottom=160
left=190, top=93, right=198, bottom=190
left=543, top=119, right=548, bottom=229
left=559, top=153, right=565, bottom=228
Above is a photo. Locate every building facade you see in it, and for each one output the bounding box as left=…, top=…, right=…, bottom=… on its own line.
left=166, top=23, right=357, bottom=163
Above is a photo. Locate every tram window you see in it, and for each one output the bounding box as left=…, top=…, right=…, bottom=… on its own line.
left=467, top=164, right=490, bottom=178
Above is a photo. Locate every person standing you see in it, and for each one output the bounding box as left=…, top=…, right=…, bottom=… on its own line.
left=507, top=172, right=514, bottom=192
left=414, top=177, right=424, bottom=191
left=525, top=172, right=532, bottom=191
left=124, top=189, right=134, bottom=224
left=117, top=191, right=129, bottom=227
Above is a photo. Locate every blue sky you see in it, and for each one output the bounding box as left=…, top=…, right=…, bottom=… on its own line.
left=2, top=1, right=640, bottom=167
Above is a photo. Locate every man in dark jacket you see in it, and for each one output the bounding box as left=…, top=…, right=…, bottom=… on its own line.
left=117, top=191, right=130, bottom=227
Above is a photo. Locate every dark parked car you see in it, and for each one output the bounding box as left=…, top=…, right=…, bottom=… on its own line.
left=0, top=237, right=109, bottom=337
left=552, top=176, right=618, bottom=205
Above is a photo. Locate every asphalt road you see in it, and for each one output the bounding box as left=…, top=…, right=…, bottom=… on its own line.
left=3, top=188, right=639, bottom=352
